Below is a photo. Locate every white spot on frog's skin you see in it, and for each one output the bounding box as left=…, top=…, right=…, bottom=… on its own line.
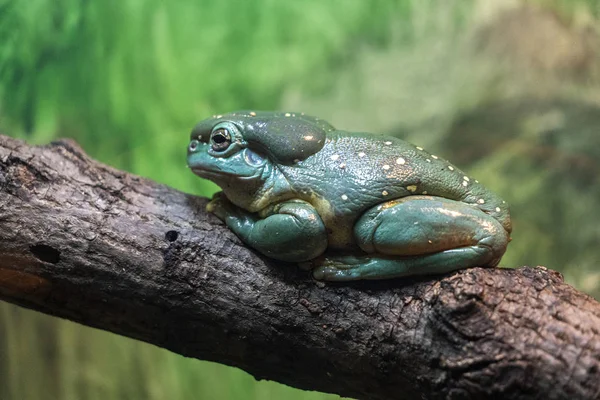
left=339, top=163, right=346, bottom=169
left=285, top=113, right=291, bottom=117
left=478, top=199, right=485, bottom=204
left=216, top=115, right=223, bottom=118
left=475, top=180, right=479, bottom=183
left=462, top=181, right=468, bottom=187
left=382, top=165, right=390, bottom=170
left=448, top=166, right=454, bottom=171
left=439, top=208, right=463, bottom=218
left=431, top=155, right=439, bottom=159
left=422, top=191, right=428, bottom=194
left=426, top=159, right=431, bottom=163
left=293, top=159, right=300, bottom=163
left=341, top=194, right=348, bottom=201
left=416, top=146, right=424, bottom=150
left=249, top=111, right=256, bottom=116
left=396, top=157, right=406, bottom=165
left=428, top=240, right=433, bottom=244
left=304, top=135, right=314, bottom=141
left=385, top=141, right=392, bottom=145
left=502, top=200, right=506, bottom=204
left=382, top=190, right=389, bottom=196
left=330, top=154, right=340, bottom=161
left=406, top=185, right=417, bottom=192
left=463, top=176, right=470, bottom=181
left=495, top=207, right=501, bottom=212
left=358, top=152, right=366, bottom=158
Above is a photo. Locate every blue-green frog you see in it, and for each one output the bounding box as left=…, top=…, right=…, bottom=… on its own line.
left=187, top=111, right=511, bottom=281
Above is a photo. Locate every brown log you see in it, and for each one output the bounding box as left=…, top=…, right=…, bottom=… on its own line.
left=0, top=134, right=598, bottom=400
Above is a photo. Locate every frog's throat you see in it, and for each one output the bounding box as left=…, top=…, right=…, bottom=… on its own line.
left=221, top=167, right=294, bottom=213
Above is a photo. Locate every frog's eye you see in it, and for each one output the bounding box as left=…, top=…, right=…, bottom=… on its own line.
left=210, top=128, right=232, bottom=152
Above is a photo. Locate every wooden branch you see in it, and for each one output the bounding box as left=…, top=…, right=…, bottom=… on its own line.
left=0, top=134, right=598, bottom=400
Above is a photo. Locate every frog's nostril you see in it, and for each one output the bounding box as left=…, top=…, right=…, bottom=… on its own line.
left=189, top=140, right=199, bottom=152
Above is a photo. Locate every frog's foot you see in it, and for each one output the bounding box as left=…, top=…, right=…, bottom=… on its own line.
left=312, top=247, right=492, bottom=281
left=314, top=196, right=509, bottom=281
left=311, top=255, right=372, bottom=280
left=213, top=198, right=329, bottom=263
left=305, top=254, right=363, bottom=272
left=206, top=191, right=236, bottom=221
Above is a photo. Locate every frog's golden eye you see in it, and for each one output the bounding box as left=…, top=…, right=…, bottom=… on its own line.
left=210, top=128, right=232, bottom=152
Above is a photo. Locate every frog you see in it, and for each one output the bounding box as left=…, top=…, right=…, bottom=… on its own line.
left=187, top=111, right=511, bottom=281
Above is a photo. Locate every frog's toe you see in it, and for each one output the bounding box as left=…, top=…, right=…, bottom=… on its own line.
left=310, top=255, right=368, bottom=280
left=312, top=266, right=333, bottom=280
left=206, top=196, right=224, bottom=216
left=313, top=265, right=360, bottom=281
left=206, top=192, right=238, bottom=220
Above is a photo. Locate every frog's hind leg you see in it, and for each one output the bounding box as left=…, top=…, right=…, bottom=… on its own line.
left=312, top=196, right=509, bottom=281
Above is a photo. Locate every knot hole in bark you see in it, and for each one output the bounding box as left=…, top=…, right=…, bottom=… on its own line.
left=165, top=230, right=179, bottom=242
left=30, top=244, right=60, bottom=264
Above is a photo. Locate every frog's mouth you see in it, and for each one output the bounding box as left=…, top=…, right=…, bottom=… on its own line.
left=190, top=166, right=260, bottom=181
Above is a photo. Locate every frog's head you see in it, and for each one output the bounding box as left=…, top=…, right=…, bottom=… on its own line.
left=187, top=111, right=334, bottom=210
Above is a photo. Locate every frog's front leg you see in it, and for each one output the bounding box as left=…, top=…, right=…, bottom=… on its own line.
left=313, top=196, right=509, bottom=281
left=209, top=194, right=328, bottom=262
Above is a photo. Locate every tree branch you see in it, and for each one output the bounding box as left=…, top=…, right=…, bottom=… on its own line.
left=0, top=134, right=598, bottom=400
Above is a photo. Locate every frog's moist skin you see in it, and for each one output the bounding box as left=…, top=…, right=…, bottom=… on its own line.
left=187, top=111, right=512, bottom=281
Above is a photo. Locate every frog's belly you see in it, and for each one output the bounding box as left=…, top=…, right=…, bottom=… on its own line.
left=309, top=195, right=360, bottom=250
left=325, top=216, right=358, bottom=250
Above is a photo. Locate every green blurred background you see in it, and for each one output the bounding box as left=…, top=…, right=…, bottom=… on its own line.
left=1, top=0, right=599, bottom=399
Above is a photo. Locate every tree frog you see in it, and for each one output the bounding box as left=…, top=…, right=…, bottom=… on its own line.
left=187, top=111, right=511, bottom=281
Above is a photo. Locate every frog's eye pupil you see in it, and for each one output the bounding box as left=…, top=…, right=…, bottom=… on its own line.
left=211, top=128, right=232, bottom=151
left=213, top=131, right=227, bottom=143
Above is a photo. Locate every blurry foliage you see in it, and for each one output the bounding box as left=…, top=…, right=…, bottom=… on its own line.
left=0, top=0, right=599, bottom=399
left=534, top=0, right=600, bottom=18
left=0, top=0, right=411, bottom=194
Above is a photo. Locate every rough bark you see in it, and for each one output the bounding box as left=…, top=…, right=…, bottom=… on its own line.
left=0, top=134, right=598, bottom=400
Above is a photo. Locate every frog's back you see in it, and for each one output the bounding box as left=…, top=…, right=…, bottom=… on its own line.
left=289, top=131, right=511, bottom=235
